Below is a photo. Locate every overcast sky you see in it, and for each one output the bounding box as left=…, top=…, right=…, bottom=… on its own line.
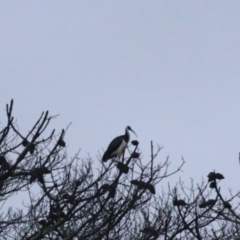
left=1, top=2, right=240, bottom=198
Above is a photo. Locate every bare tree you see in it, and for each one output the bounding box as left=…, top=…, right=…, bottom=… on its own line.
left=0, top=100, right=239, bottom=240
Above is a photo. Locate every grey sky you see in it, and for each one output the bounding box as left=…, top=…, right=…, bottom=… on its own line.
left=1, top=2, right=240, bottom=196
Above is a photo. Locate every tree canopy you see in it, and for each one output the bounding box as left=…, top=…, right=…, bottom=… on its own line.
left=0, top=100, right=239, bottom=240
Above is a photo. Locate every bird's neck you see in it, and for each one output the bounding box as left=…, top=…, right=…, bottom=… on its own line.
left=124, top=129, right=130, bottom=142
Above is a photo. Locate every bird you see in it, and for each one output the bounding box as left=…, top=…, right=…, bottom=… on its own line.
left=102, top=126, right=137, bottom=162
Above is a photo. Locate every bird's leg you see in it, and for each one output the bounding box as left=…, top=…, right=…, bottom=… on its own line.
left=122, top=150, right=125, bottom=163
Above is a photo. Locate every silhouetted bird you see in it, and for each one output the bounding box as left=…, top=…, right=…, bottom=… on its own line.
left=102, top=126, right=137, bottom=162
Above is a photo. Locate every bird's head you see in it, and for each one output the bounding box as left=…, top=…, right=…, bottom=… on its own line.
left=126, top=126, right=137, bottom=137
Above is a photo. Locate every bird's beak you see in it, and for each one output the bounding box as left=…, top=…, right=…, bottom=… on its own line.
left=130, top=128, right=137, bottom=137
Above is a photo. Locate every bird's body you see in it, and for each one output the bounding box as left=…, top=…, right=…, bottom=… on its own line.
left=102, top=126, right=136, bottom=162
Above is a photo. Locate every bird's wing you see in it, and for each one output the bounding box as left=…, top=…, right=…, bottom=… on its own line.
left=106, top=136, right=123, bottom=155
left=102, top=136, right=125, bottom=162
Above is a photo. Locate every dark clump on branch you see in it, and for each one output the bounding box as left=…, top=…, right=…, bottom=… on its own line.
left=58, top=139, right=66, bottom=147
left=207, top=172, right=216, bottom=182
left=131, top=140, right=139, bottom=146
left=98, top=183, right=116, bottom=198
left=215, top=173, right=224, bottom=180
left=130, top=180, right=156, bottom=194
left=100, top=183, right=111, bottom=193
left=199, top=199, right=217, bottom=208
left=209, top=182, right=217, bottom=189
left=22, top=139, right=29, bottom=147
left=0, top=156, right=11, bottom=171
left=74, top=180, right=82, bottom=187
left=131, top=152, right=140, bottom=158
left=29, top=143, right=36, bottom=154
left=62, top=193, right=72, bottom=199
left=206, top=199, right=217, bottom=207
left=108, top=185, right=116, bottom=198
left=130, top=180, right=139, bottom=186
left=223, top=201, right=232, bottom=209
left=173, top=199, right=188, bottom=207
left=199, top=202, right=209, bottom=208
left=29, top=166, right=51, bottom=183
left=48, top=204, right=66, bottom=224
left=116, top=162, right=129, bottom=174
left=140, top=227, right=158, bottom=237
left=38, top=219, right=48, bottom=227
left=207, top=172, right=224, bottom=182
left=148, top=184, right=155, bottom=194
